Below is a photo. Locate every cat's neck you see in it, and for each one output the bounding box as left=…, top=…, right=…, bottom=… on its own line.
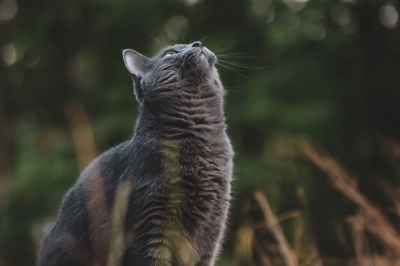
left=136, top=109, right=225, bottom=138
left=133, top=95, right=226, bottom=140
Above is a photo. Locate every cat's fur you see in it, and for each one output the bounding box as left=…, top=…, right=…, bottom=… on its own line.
left=38, top=41, right=233, bottom=266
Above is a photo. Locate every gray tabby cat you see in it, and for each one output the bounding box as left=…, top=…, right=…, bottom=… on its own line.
left=38, top=41, right=234, bottom=266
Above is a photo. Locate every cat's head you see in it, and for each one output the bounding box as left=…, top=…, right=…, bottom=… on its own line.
left=122, top=41, right=220, bottom=104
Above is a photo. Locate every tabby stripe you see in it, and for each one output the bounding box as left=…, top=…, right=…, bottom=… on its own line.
left=84, top=160, right=111, bottom=265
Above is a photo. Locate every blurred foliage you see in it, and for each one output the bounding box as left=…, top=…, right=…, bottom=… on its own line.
left=1, top=0, right=400, bottom=265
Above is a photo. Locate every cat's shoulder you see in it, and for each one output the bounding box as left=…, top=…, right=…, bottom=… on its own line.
left=76, top=140, right=131, bottom=183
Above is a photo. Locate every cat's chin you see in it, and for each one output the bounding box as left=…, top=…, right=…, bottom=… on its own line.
left=199, top=53, right=209, bottom=65
left=198, top=52, right=216, bottom=70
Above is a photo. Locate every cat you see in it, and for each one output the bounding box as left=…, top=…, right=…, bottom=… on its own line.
left=38, top=41, right=234, bottom=266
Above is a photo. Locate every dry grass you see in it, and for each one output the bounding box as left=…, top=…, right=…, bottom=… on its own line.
left=254, top=190, right=298, bottom=266
left=64, top=99, right=98, bottom=170
left=232, top=138, right=400, bottom=266
left=301, top=141, right=400, bottom=256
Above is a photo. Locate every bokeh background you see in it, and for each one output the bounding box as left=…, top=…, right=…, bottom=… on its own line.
left=1, top=0, right=400, bottom=265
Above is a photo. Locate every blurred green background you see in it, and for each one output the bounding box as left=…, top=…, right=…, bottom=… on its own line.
left=1, top=0, right=400, bottom=265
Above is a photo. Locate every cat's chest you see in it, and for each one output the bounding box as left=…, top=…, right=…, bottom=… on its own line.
left=162, top=141, right=229, bottom=189
left=163, top=149, right=230, bottom=220
left=135, top=138, right=231, bottom=218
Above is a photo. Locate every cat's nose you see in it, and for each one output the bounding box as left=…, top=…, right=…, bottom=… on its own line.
left=192, top=41, right=203, bottom=49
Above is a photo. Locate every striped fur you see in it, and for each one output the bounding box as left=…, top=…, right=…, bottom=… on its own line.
left=38, top=42, right=233, bottom=266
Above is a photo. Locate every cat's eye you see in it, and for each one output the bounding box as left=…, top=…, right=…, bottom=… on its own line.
left=163, top=50, right=177, bottom=58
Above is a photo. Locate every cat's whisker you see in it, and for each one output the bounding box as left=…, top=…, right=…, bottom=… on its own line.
left=216, top=52, right=246, bottom=56
left=218, top=59, right=267, bottom=71
left=216, top=62, right=255, bottom=82
left=177, top=52, right=192, bottom=74
left=217, top=55, right=260, bottom=60
left=199, top=36, right=211, bottom=43
left=144, top=31, right=169, bottom=46
left=223, top=85, right=245, bottom=95
left=213, top=49, right=236, bottom=55
left=217, top=52, right=276, bottom=61
left=212, top=43, right=240, bottom=55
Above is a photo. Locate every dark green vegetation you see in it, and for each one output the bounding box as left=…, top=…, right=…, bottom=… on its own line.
left=1, top=0, right=400, bottom=265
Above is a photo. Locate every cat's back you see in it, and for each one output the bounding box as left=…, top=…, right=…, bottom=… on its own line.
left=38, top=141, right=132, bottom=266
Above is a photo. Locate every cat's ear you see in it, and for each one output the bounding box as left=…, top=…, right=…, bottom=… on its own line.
left=122, top=49, right=150, bottom=78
